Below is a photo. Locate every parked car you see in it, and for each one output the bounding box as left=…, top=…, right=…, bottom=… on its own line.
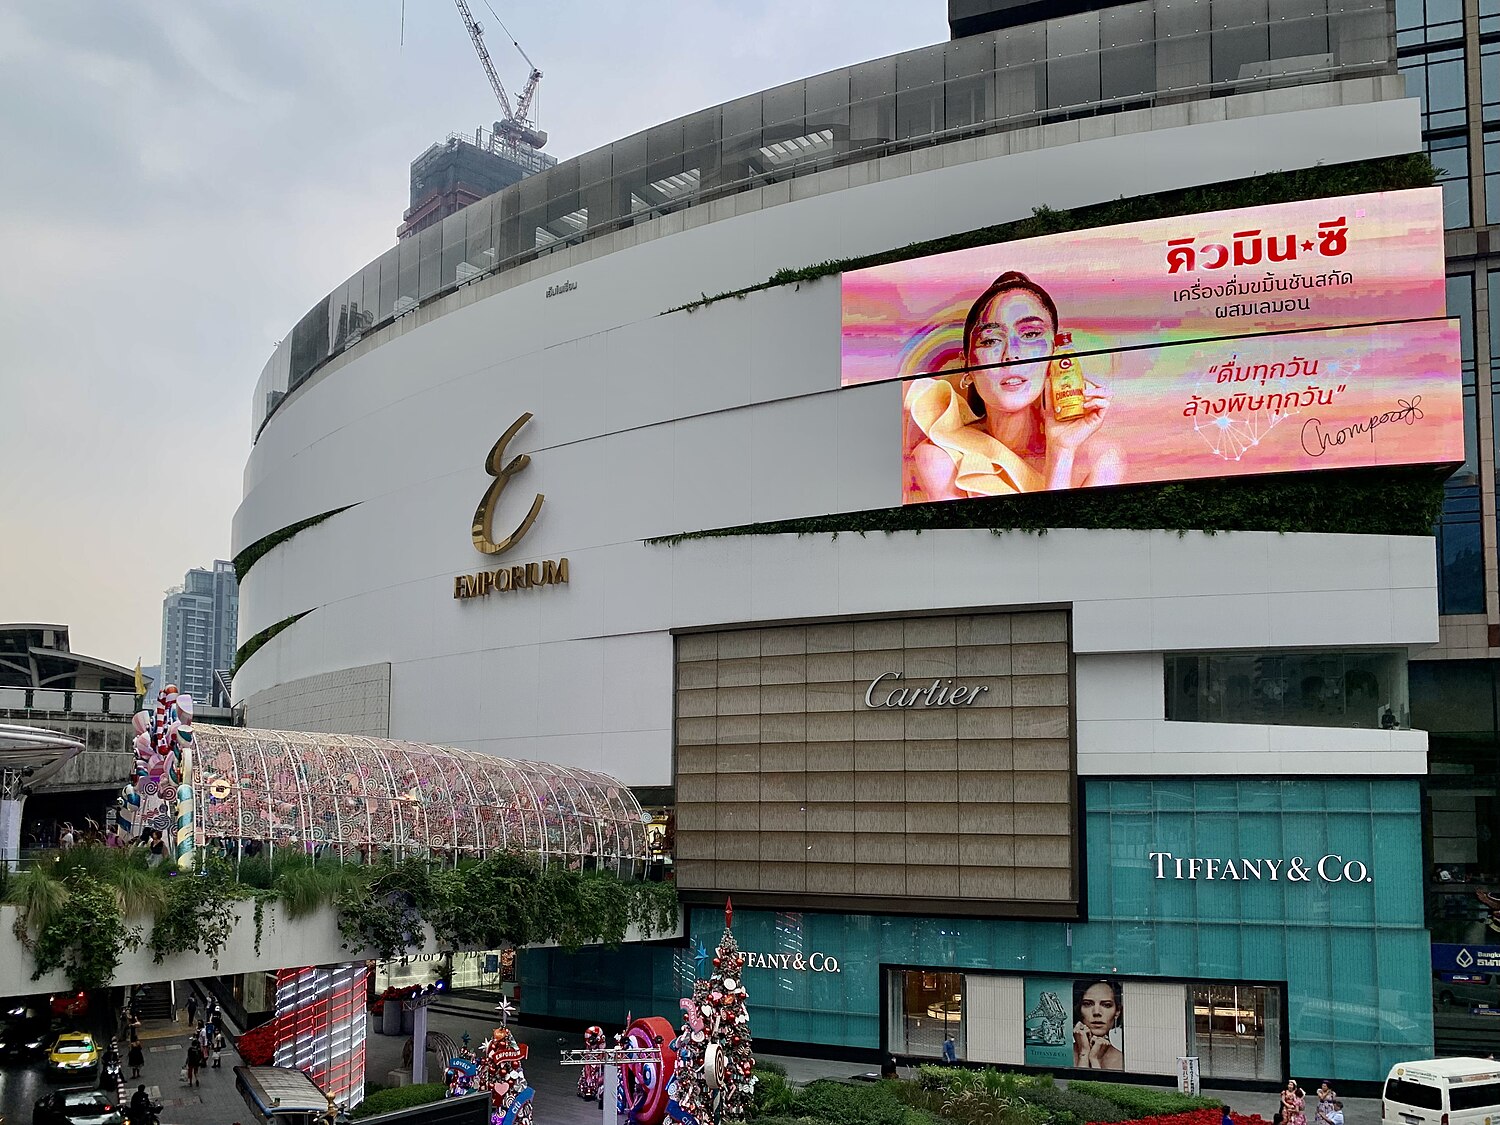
left=45, top=1033, right=100, bottom=1083
left=1435, top=973, right=1500, bottom=1009
left=0, top=1005, right=54, bottom=1060
left=34, top=1089, right=123, bottom=1125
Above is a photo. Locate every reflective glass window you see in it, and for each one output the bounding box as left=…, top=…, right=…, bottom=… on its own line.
left=396, top=233, right=420, bottom=315
left=888, top=969, right=965, bottom=1059
left=996, top=24, right=1048, bottom=117
left=1211, top=0, right=1271, bottom=83
left=1401, top=46, right=1467, bottom=131
left=1484, top=42, right=1500, bottom=124
left=1188, top=984, right=1284, bottom=1082
left=1397, top=0, right=1465, bottom=46
left=896, top=45, right=945, bottom=140
left=1164, top=649, right=1411, bottom=729
left=1485, top=0, right=1500, bottom=35
left=1436, top=485, right=1485, bottom=615
left=1269, top=0, right=1329, bottom=59
left=416, top=222, right=442, bottom=298
left=850, top=57, right=897, bottom=145
left=1448, top=274, right=1477, bottom=482
left=1427, top=133, right=1471, bottom=228
left=1047, top=10, right=1101, bottom=110
left=945, top=35, right=996, bottom=130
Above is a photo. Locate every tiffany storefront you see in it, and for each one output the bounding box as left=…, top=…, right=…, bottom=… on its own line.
left=523, top=778, right=1434, bottom=1085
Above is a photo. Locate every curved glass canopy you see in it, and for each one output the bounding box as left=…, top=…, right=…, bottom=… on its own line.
left=187, top=727, right=649, bottom=871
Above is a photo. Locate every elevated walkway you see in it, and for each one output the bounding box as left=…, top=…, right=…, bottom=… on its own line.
left=0, top=900, right=680, bottom=993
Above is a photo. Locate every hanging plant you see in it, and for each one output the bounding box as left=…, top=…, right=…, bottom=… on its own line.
left=29, top=880, right=137, bottom=992
left=147, top=861, right=239, bottom=966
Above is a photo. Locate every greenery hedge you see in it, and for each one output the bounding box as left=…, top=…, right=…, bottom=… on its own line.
left=233, top=506, right=354, bottom=583
left=5, top=846, right=678, bottom=992
left=649, top=465, right=1447, bottom=545
left=764, top=1079, right=943, bottom=1125
left=233, top=609, right=312, bottom=675
left=1067, top=1081, right=1223, bottom=1117
left=352, top=1082, right=446, bottom=1119
left=666, top=153, right=1434, bottom=315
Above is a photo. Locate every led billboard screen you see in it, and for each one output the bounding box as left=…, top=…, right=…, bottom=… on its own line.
left=838, top=188, right=1463, bottom=501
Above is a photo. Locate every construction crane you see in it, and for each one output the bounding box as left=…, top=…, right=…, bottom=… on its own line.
left=452, top=0, right=547, bottom=154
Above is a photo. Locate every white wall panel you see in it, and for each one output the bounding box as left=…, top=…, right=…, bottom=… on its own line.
left=1122, top=980, right=1189, bottom=1076
left=965, top=974, right=1026, bottom=1066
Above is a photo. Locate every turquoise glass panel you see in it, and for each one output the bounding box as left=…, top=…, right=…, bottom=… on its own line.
left=523, top=780, right=1431, bottom=1083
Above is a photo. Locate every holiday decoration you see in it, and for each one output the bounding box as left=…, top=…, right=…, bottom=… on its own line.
left=476, top=1025, right=532, bottom=1125
left=577, top=1025, right=606, bottom=1100
left=119, top=685, right=196, bottom=869
left=445, top=1033, right=480, bottom=1099
left=616, top=1017, right=677, bottom=1124
left=667, top=900, right=754, bottom=1124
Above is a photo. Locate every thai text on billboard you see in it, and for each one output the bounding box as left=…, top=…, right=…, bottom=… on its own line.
left=837, top=188, right=1463, bottom=502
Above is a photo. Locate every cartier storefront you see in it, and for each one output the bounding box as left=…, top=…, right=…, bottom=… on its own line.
left=671, top=610, right=1077, bottom=919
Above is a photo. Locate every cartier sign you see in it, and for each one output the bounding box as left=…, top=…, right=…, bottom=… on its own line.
left=863, top=671, right=989, bottom=709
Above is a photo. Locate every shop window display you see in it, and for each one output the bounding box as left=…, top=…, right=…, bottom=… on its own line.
left=1188, top=984, right=1283, bottom=1082
left=890, top=970, right=965, bottom=1059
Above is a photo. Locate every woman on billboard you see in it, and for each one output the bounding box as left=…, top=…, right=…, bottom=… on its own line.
left=906, top=272, right=1123, bottom=498
left=1072, top=978, right=1125, bottom=1070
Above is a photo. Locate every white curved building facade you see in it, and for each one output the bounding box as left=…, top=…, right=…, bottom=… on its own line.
left=236, top=1, right=1452, bottom=1086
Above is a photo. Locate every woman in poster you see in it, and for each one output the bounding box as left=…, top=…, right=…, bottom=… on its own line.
left=907, top=272, right=1123, bottom=498
left=1072, top=978, right=1125, bottom=1070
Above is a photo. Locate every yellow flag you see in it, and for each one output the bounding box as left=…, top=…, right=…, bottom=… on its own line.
left=134, top=660, right=146, bottom=697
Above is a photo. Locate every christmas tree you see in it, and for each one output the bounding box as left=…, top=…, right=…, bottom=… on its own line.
left=675, top=900, right=755, bottom=1123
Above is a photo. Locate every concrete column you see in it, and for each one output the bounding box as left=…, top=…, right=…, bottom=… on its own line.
left=0, top=796, right=22, bottom=871
left=410, top=1003, right=429, bottom=1084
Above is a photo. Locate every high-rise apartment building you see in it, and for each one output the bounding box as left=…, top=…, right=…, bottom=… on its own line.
left=160, top=561, right=238, bottom=703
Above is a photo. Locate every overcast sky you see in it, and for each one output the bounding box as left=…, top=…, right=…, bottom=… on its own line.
left=0, top=1, right=945, bottom=668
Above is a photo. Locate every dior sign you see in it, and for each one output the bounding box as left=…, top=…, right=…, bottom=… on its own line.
left=1150, top=851, right=1372, bottom=884
left=741, top=951, right=841, bottom=973
left=863, top=672, right=989, bottom=709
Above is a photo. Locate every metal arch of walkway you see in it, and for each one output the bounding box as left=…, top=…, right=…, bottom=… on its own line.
left=143, top=727, right=650, bottom=872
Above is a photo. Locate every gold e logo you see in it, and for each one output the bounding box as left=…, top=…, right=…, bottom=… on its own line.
left=471, top=412, right=545, bottom=555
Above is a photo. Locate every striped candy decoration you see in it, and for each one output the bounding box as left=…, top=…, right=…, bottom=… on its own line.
left=119, top=785, right=141, bottom=835
left=175, top=781, right=194, bottom=871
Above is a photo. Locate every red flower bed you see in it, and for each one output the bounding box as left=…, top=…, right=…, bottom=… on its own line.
left=1096, top=1110, right=1272, bottom=1125
left=236, top=1020, right=277, bottom=1067
left=372, top=985, right=421, bottom=1017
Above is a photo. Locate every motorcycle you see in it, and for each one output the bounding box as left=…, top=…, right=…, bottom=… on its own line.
left=123, top=1098, right=161, bottom=1125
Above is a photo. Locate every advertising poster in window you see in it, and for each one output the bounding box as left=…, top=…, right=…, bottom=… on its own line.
left=837, top=188, right=1463, bottom=502
left=1024, top=977, right=1126, bottom=1070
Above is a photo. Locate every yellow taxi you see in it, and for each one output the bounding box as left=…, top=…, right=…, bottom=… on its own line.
left=45, top=1032, right=99, bottom=1083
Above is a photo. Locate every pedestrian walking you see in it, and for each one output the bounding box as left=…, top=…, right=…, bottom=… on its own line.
left=186, top=995, right=198, bottom=1024
left=128, top=1037, right=144, bottom=1079
left=185, top=1040, right=202, bottom=1087
left=212, top=1029, right=225, bottom=1069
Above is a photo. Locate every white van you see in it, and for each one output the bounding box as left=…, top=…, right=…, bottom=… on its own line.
left=1383, top=1059, right=1500, bottom=1125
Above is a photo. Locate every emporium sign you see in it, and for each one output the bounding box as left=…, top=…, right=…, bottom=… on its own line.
left=838, top=188, right=1462, bottom=502
left=453, top=411, right=570, bottom=600
left=1150, top=851, right=1372, bottom=884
